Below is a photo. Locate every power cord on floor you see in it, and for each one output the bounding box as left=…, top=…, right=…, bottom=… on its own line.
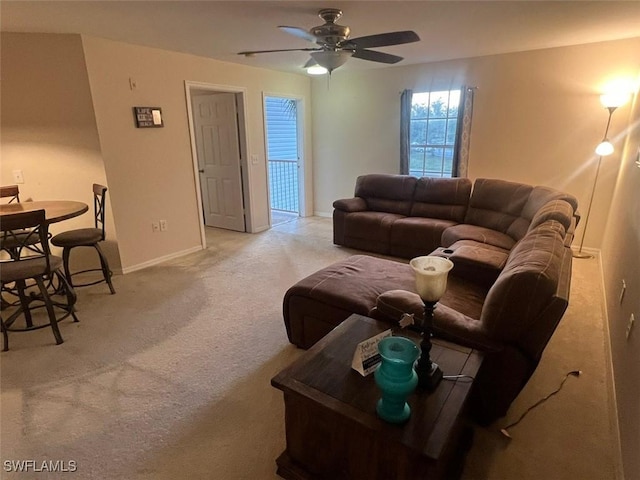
left=500, top=370, right=582, bottom=439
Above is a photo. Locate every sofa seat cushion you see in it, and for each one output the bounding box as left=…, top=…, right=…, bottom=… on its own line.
left=441, top=223, right=517, bottom=250
left=432, top=240, right=510, bottom=287
left=447, top=240, right=510, bottom=259
left=389, top=217, right=459, bottom=259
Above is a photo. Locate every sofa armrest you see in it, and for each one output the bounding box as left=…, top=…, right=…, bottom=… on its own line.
left=373, top=290, right=502, bottom=352
left=333, top=197, right=368, bottom=212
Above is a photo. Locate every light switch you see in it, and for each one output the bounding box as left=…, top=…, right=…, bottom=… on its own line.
left=12, top=170, right=24, bottom=184
left=251, top=154, right=259, bottom=165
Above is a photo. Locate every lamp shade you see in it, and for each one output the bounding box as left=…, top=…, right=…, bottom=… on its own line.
left=600, top=91, right=631, bottom=109
left=409, top=256, right=454, bottom=302
left=310, top=50, right=353, bottom=72
left=595, top=140, right=614, bottom=156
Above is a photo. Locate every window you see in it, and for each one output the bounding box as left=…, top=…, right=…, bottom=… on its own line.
left=409, top=90, right=461, bottom=178
left=264, top=96, right=300, bottom=214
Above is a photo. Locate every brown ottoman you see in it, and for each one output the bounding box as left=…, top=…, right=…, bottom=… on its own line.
left=283, top=255, right=415, bottom=349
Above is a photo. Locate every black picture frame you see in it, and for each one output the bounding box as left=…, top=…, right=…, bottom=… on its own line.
left=133, top=106, right=164, bottom=128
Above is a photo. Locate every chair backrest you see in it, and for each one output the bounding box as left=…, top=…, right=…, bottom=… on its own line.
left=0, top=210, right=51, bottom=271
left=0, top=185, right=20, bottom=204
left=93, top=184, right=108, bottom=241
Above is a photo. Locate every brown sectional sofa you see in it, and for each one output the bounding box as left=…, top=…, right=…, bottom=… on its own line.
left=283, top=175, right=579, bottom=424
left=333, top=174, right=472, bottom=259
left=333, top=174, right=578, bottom=264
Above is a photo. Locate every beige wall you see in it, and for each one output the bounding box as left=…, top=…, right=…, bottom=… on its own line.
left=0, top=32, right=118, bottom=270
left=601, top=83, right=640, bottom=480
left=311, top=37, right=640, bottom=252
left=79, top=36, right=312, bottom=272
left=2, top=33, right=312, bottom=272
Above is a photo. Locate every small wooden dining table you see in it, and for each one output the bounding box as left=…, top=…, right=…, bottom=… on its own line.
left=0, top=200, right=88, bottom=224
left=0, top=200, right=88, bottom=335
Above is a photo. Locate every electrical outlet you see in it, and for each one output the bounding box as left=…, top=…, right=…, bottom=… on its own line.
left=619, top=279, right=626, bottom=304
left=159, top=219, right=167, bottom=231
left=626, top=313, right=635, bottom=340
left=12, top=170, right=24, bottom=184
left=152, top=221, right=160, bottom=233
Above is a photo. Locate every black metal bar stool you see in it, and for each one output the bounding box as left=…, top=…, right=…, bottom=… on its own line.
left=51, top=184, right=116, bottom=294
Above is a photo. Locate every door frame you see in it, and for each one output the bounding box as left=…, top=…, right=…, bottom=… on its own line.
left=262, top=92, right=306, bottom=226
left=185, top=81, right=252, bottom=247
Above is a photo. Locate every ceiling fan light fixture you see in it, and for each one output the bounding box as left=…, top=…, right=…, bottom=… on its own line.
left=306, top=64, right=328, bottom=75
left=311, top=50, right=353, bottom=72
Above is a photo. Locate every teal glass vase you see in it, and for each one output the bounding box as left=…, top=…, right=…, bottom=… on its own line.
left=374, top=336, right=420, bottom=424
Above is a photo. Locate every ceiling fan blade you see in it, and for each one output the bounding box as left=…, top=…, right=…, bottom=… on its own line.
left=279, top=26, right=320, bottom=44
left=352, top=49, right=404, bottom=64
left=238, top=47, right=321, bottom=56
left=347, top=31, right=420, bottom=49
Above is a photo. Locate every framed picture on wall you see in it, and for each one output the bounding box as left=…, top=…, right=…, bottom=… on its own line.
left=133, top=107, right=163, bottom=128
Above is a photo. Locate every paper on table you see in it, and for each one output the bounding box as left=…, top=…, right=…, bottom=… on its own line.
left=351, top=329, right=392, bottom=376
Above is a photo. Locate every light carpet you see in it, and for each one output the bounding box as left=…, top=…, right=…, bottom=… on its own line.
left=0, top=217, right=620, bottom=479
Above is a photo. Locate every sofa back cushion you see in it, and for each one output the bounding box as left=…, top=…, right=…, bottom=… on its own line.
left=480, top=220, right=569, bottom=349
left=354, top=174, right=417, bottom=215
left=410, top=177, right=472, bottom=222
left=507, top=187, right=578, bottom=240
left=465, top=178, right=533, bottom=234
left=527, top=199, right=576, bottom=233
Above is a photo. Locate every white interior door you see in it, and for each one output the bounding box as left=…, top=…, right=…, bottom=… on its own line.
left=192, top=93, right=245, bottom=232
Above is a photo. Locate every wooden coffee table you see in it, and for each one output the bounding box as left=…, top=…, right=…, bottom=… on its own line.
left=271, top=314, right=483, bottom=480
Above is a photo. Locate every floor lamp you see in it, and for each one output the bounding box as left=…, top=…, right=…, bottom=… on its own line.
left=574, top=92, right=629, bottom=259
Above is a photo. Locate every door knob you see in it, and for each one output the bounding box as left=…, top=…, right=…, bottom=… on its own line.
left=198, top=169, right=205, bottom=173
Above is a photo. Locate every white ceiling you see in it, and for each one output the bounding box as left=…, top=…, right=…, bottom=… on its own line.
left=2, top=1, right=640, bottom=74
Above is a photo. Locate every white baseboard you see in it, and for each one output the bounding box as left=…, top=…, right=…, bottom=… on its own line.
left=314, top=211, right=332, bottom=218
left=596, top=255, right=626, bottom=480
left=118, top=245, right=203, bottom=274
left=571, top=245, right=601, bottom=258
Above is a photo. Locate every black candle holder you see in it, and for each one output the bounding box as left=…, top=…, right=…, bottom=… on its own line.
left=415, top=300, right=443, bottom=391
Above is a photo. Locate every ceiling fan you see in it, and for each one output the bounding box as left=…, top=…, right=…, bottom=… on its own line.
left=238, top=8, right=420, bottom=73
